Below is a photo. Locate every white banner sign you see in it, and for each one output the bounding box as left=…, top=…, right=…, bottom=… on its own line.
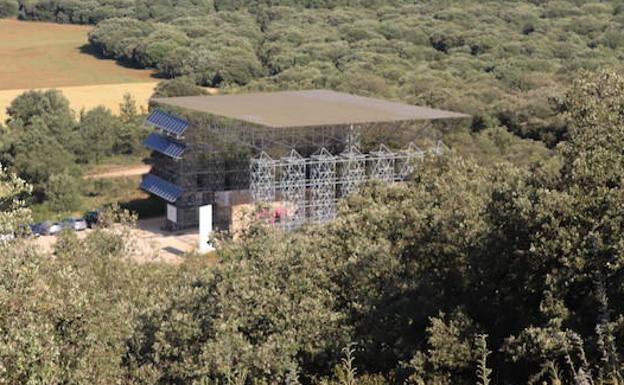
left=199, top=205, right=215, bottom=253
left=167, top=204, right=177, bottom=223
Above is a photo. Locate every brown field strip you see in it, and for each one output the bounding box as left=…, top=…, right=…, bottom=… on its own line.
left=0, top=18, right=160, bottom=121
left=0, top=18, right=156, bottom=90
left=0, top=82, right=158, bottom=122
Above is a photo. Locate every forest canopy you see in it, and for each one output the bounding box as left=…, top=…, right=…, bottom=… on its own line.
left=1, top=71, right=623, bottom=385
left=16, top=0, right=624, bottom=146
left=2, top=1, right=624, bottom=383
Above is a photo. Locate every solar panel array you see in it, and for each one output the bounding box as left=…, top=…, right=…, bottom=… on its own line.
left=144, top=132, right=186, bottom=159
left=140, top=174, right=184, bottom=203
left=145, top=110, right=189, bottom=136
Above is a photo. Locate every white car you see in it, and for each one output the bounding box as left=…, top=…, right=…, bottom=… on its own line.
left=62, top=218, right=88, bottom=231
left=42, top=221, right=63, bottom=236
left=0, top=233, right=15, bottom=242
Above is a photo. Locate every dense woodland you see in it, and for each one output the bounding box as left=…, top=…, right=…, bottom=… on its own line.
left=0, top=90, right=150, bottom=214
left=8, top=0, right=624, bottom=146
left=1, top=0, right=624, bottom=384
left=1, top=72, right=624, bottom=385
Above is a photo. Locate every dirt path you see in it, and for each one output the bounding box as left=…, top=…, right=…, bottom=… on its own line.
left=85, top=164, right=151, bottom=179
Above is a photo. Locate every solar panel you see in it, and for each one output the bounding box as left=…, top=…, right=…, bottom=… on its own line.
left=145, top=110, right=189, bottom=136
left=143, top=132, right=186, bottom=159
left=140, top=174, right=183, bottom=203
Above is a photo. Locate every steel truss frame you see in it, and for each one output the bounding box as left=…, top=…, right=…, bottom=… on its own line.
left=339, top=146, right=367, bottom=197
left=279, top=150, right=307, bottom=228
left=250, top=141, right=442, bottom=227
left=152, top=106, right=447, bottom=201
left=309, top=148, right=337, bottom=223
left=250, top=152, right=276, bottom=203
left=370, top=144, right=396, bottom=183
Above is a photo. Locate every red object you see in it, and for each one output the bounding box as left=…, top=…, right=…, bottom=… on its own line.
left=274, top=207, right=287, bottom=223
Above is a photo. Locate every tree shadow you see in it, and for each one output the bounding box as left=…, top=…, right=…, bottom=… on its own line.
left=78, top=44, right=167, bottom=79
left=120, top=196, right=165, bottom=219
left=163, top=246, right=185, bottom=256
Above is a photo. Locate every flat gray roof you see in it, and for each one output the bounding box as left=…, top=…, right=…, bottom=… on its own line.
left=151, top=89, right=469, bottom=129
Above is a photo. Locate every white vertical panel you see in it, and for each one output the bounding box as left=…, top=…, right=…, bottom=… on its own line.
left=198, top=205, right=215, bottom=253
left=167, top=204, right=177, bottom=223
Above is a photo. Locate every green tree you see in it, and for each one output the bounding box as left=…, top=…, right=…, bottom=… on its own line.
left=3, top=117, right=75, bottom=196
left=76, top=106, right=120, bottom=163
left=119, top=92, right=139, bottom=123
left=6, top=89, right=76, bottom=144
left=0, top=163, right=31, bottom=237
left=115, top=93, right=148, bottom=155
left=152, top=77, right=208, bottom=97
left=0, top=0, right=18, bottom=17
left=501, top=71, right=624, bottom=383
left=125, top=227, right=347, bottom=385
left=45, top=171, right=82, bottom=212
left=0, top=207, right=171, bottom=385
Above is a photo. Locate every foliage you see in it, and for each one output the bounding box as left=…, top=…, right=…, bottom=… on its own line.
left=125, top=227, right=347, bottom=385
left=1, top=115, right=76, bottom=198
left=0, top=163, right=31, bottom=236
left=6, top=89, right=75, bottom=140
left=0, top=212, right=173, bottom=385
left=152, top=77, right=209, bottom=98
left=2, top=15, right=624, bottom=385
left=474, top=335, right=491, bottom=385
left=50, top=0, right=624, bottom=146
left=0, top=0, right=18, bottom=17
left=45, top=171, right=82, bottom=212
left=1, top=89, right=148, bottom=209
left=116, top=93, right=149, bottom=154
left=76, top=106, right=120, bottom=163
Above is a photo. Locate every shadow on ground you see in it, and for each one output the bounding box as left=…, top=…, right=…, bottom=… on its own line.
left=78, top=44, right=165, bottom=79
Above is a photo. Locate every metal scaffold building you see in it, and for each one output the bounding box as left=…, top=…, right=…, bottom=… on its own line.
left=140, top=89, right=469, bottom=230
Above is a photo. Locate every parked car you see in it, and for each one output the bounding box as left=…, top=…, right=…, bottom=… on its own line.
left=62, top=217, right=87, bottom=231
left=41, top=221, right=63, bottom=236
left=84, top=210, right=100, bottom=228
left=28, top=223, right=45, bottom=237
left=60, top=219, right=75, bottom=231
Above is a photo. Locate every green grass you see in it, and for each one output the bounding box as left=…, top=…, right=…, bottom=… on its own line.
left=83, top=154, right=149, bottom=174
left=30, top=175, right=160, bottom=222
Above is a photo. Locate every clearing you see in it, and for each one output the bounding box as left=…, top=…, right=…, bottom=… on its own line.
left=0, top=18, right=158, bottom=120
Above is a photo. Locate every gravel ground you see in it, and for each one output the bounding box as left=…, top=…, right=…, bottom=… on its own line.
left=31, top=217, right=201, bottom=264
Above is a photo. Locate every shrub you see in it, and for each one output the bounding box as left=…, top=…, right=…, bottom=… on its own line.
left=0, top=0, right=18, bottom=17
left=45, top=172, right=82, bottom=212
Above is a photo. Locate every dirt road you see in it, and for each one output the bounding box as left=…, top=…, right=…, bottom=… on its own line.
left=85, top=164, right=151, bottom=179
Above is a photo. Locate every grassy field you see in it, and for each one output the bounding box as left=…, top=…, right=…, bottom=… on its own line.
left=0, top=18, right=158, bottom=120
left=0, top=18, right=156, bottom=89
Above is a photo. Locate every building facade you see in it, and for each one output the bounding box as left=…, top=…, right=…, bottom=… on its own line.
left=140, top=90, right=469, bottom=230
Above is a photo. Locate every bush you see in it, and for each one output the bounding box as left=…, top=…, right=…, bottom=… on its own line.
left=0, top=0, right=18, bottom=17
left=152, top=77, right=209, bottom=97
left=45, top=172, right=82, bottom=212
left=76, top=106, right=121, bottom=163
